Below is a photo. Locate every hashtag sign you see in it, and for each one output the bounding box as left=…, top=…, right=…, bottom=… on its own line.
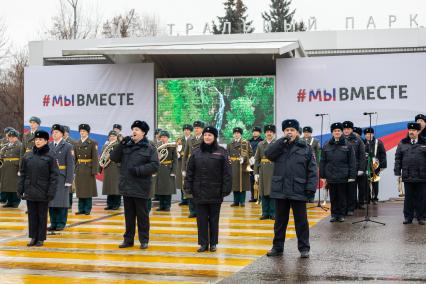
left=297, top=89, right=306, bottom=102
left=42, top=95, right=50, bottom=107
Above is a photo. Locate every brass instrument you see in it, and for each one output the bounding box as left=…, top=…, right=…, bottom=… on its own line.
left=157, top=142, right=177, bottom=163
left=240, top=140, right=253, bottom=173
left=371, top=157, right=381, bottom=182
left=253, top=179, right=260, bottom=204
left=397, top=176, right=404, bottom=197
left=99, top=140, right=118, bottom=168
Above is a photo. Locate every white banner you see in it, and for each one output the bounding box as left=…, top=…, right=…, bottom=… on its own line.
left=277, top=53, right=426, bottom=200
left=24, top=63, right=155, bottom=142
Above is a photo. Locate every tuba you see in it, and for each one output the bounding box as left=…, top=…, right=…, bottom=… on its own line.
left=99, top=140, right=118, bottom=168
left=371, top=157, right=380, bottom=182
left=157, top=142, right=176, bottom=163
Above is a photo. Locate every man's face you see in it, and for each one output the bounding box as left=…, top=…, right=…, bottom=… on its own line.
left=34, top=138, right=48, bottom=148
left=80, top=130, right=89, bottom=139
left=52, top=130, right=63, bottom=141
left=184, top=129, right=191, bottom=136
left=109, top=135, right=118, bottom=143
left=252, top=131, right=260, bottom=138
left=333, top=129, right=343, bottom=139
left=160, top=135, right=169, bottom=144
left=343, top=128, right=352, bottom=136
left=408, top=129, right=419, bottom=140
left=283, top=128, right=298, bottom=141
left=416, top=119, right=426, bottom=130
left=113, top=128, right=121, bottom=134
left=7, top=136, right=17, bottom=143
left=132, top=128, right=145, bottom=141
left=64, top=132, right=69, bottom=138
left=265, top=130, right=274, bottom=140
left=194, top=127, right=203, bottom=136
left=233, top=132, right=242, bottom=140
left=365, top=133, right=374, bottom=141
left=30, top=122, right=39, bottom=131
left=203, top=132, right=215, bottom=144
left=303, top=131, right=312, bottom=139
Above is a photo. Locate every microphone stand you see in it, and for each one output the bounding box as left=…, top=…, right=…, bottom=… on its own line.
left=352, top=112, right=385, bottom=227
left=308, top=114, right=329, bottom=211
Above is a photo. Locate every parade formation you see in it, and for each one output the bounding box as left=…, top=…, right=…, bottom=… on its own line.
left=0, top=112, right=424, bottom=257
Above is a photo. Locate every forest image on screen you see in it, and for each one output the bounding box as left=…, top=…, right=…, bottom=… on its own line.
left=157, top=76, right=275, bottom=144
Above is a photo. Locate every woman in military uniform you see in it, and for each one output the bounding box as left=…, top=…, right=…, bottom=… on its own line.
left=0, top=129, right=22, bottom=208
left=101, top=131, right=121, bottom=210
left=227, top=127, right=253, bottom=207
left=74, top=124, right=99, bottom=215
left=155, top=131, right=177, bottom=211
left=18, top=130, right=58, bottom=247
left=254, top=125, right=276, bottom=219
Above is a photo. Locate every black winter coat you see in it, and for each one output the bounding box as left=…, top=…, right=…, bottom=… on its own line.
left=110, top=137, right=159, bottom=199
left=18, top=145, right=59, bottom=202
left=265, top=138, right=317, bottom=201
left=345, top=133, right=366, bottom=171
left=184, top=142, right=232, bottom=204
left=320, top=137, right=357, bottom=183
left=394, top=135, right=426, bottom=182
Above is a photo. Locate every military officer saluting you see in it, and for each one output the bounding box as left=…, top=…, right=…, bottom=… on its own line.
left=21, top=116, right=41, bottom=157
left=48, top=124, right=74, bottom=231
left=254, top=124, right=276, bottom=219
left=177, top=124, right=193, bottom=206
left=0, top=129, right=22, bottom=208
left=227, top=127, right=253, bottom=207
left=74, top=124, right=99, bottom=215
left=182, top=121, right=205, bottom=218
left=394, top=122, right=426, bottom=225
left=155, top=130, right=177, bottom=211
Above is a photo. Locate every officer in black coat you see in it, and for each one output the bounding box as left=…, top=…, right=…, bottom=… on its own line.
left=110, top=120, right=160, bottom=249
left=320, top=123, right=357, bottom=222
left=343, top=121, right=366, bottom=214
left=363, top=127, right=387, bottom=204
left=248, top=126, right=263, bottom=202
left=394, top=122, right=426, bottom=225
left=415, top=114, right=426, bottom=139
left=185, top=126, right=232, bottom=252
left=18, top=130, right=59, bottom=247
left=265, top=119, right=317, bottom=259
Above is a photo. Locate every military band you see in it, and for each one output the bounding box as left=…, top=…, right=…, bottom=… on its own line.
left=363, top=127, right=387, bottom=204
left=48, top=124, right=74, bottom=231
left=182, top=121, right=205, bottom=218
left=177, top=124, right=193, bottom=206
left=249, top=126, right=263, bottom=203
left=254, top=124, right=276, bottom=220
left=227, top=127, right=253, bottom=207
left=155, top=130, right=177, bottom=211
left=74, top=124, right=99, bottom=215
left=0, top=129, right=22, bottom=208
left=100, top=130, right=121, bottom=210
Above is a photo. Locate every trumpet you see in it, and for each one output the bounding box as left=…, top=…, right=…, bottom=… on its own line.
left=157, top=142, right=176, bottom=163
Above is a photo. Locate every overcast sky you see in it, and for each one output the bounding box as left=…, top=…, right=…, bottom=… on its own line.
left=0, top=0, right=425, bottom=48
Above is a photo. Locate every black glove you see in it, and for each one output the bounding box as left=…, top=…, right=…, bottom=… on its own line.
left=47, top=195, right=55, bottom=202
left=121, top=136, right=132, bottom=145
left=304, top=190, right=315, bottom=200
left=130, top=167, right=138, bottom=176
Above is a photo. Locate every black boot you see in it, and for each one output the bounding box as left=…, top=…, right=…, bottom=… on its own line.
left=118, top=242, right=134, bottom=248
left=197, top=245, right=209, bottom=252
left=266, top=248, right=283, bottom=257
left=27, top=238, right=37, bottom=247
left=403, top=219, right=413, bottom=224
left=209, top=245, right=217, bottom=252
left=35, top=241, right=44, bottom=247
